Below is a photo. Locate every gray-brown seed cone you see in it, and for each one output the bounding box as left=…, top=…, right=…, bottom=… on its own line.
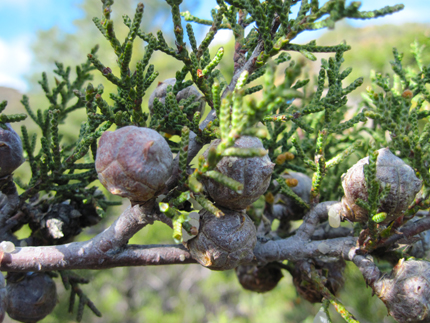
left=6, top=272, right=57, bottom=323
left=148, top=78, right=205, bottom=120
left=0, top=123, right=23, bottom=178
left=236, top=264, right=283, bottom=293
left=187, top=207, right=257, bottom=271
left=341, top=148, right=422, bottom=223
left=96, top=126, right=173, bottom=203
left=376, top=259, right=430, bottom=323
left=202, top=137, right=275, bottom=210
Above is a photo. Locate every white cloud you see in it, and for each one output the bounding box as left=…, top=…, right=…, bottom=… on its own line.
left=212, top=29, right=233, bottom=46
left=0, top=35, right=33, bottom=92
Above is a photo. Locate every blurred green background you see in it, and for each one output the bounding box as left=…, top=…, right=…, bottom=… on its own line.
left=1, top=0, right=430, bottom=322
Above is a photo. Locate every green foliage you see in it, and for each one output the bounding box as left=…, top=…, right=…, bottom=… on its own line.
left=363, top=41, right=430, bottom=192
left=261, top=47, right=367, bottom=205
left=14, top=46, right=121, bottom=219
left=5, top=0, right=429, bottom=322
left=0, top=100, right=27, bottom=129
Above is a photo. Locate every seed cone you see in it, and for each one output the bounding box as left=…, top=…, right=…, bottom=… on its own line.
left=202, top=137, right=274, bottom=210
left=96, top=126, right=173, bottom=203
left=341, top=148, right=422, bottom=223
left=187, top=207, right=257, bottom=271
left=236, top=264, right=283, bottom=293
left=6, top=272, right=57, bottom=323
left=376, top=259, right=430, bottom=323
left=148, top=78, right=205, bottom=121
left=0, top=124, right=23, bottom=178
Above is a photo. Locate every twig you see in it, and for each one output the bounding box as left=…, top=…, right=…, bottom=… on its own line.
left=0, top=176, right=20, bottom=222
left=376, top=216, right=430, bottom=250
left=0, top=200, right=360, bottom=271
left=254, top=236, right=356, bottom=264
left=0, top=243, right=195, bottom=272
left=296, top=201, right=339, bottom=240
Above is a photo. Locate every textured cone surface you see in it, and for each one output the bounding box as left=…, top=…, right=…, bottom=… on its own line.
left=6, top=273, right=57, bottom=323
left=341, top=148, right=422, bottom=223
left=236, top=264, right=283, bottom=293
left=203, top=137, right=274, bottom=210
left=148, top=78, right=205, bottom=119
left=378, top=259, right=430, bottom=323
left=188, top=207, right=257, bottom=270
left=0, top=123, right=23, bottom=178
left=96, top=126, right=173, bottom=202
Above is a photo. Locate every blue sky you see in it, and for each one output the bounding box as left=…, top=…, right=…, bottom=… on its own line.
left=0, top=0, right=429, bottom=92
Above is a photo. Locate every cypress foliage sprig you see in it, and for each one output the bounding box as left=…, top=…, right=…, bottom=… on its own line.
left=61, top=270, right=102, bottom=322
left=21, top=125, right=38, bottom=176
left=244, top=85, right=263, bottom=96
left=178, top=126, right=190, bottom=188
left=101, top=6, right=122, bottom=57
left=276, top=176, right=310, bottom=210
left=166, top=0, right=187, bottom=57
left=292, top=137, right=317, bottom=171
left=212, top=81, right=221, bottom=116
left=221, top=147, right=267, bottom=157
left=87, top=54, right=123, bottom=87
left=219, top=92, right=232, bottom=139
left=49, top=110, right=61, bottom=170
left=181, top=11, right=214, bottom=26
left=363, top=42, right=430, bottom=189
left=203, top=170, right=243, bottom=193
left=194, top=194, right=224, bottom=217
left=245, top=65, right=266, bottom=85
left=326, top=141, right=362, bottom=169
left=0, top=110, right=27, bottom=129
left=202, top=47, right=224, bottom=76
left=186, top=23, right=198, bottom=53
left=197, top=7, right=224, bottom=60
left=126, top=3, right=144, bottom=41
